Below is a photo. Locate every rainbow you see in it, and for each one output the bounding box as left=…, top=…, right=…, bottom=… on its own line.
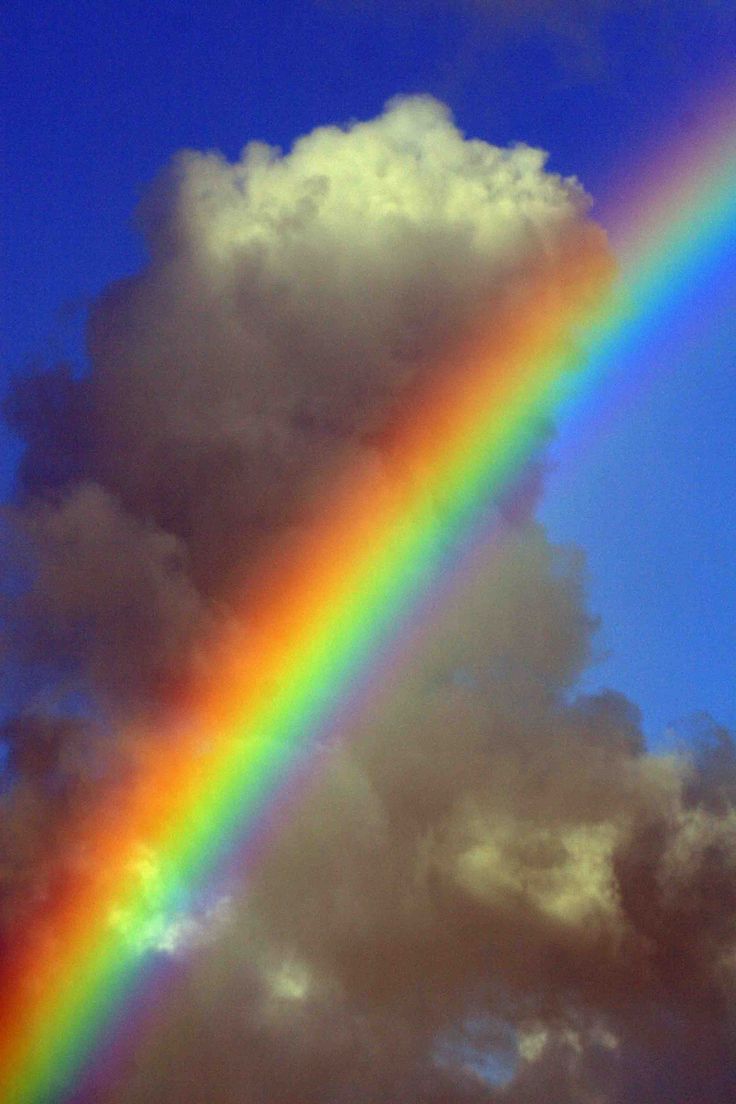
left=0, top=94, right=734, bottom=1103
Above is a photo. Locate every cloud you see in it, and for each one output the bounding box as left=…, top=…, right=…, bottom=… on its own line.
left=97, top=529, right=736, bottom=1103
left=5, top=482, right=206, bottom=708
left=323, top=0, right=620, bottom=80
left=325, top=1, right=736, bottom=86
left=1, top=97, right=734, bottom=1102
left=465, top=0, right=736, bottom=83
left=3, top=94, right=602, bottom=712
left=466, top=0, right=615, bottom=78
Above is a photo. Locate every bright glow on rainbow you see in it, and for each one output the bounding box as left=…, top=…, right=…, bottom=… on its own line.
left=0, top=99, right=734, bottom=1103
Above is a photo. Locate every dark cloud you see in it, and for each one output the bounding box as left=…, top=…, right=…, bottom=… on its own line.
left=95, top=529, right=736, bottom=1102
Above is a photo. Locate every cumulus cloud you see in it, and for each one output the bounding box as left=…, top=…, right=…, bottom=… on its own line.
left=1, top=96, right=734, bottom=1102
left=4, top=93, right=601, bottom=710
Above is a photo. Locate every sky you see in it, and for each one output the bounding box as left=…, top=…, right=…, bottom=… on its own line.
left=1, top=3, right=736, bottom=1103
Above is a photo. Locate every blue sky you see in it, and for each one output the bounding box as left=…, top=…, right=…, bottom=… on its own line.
left=3, top=0, right=735, bottom=740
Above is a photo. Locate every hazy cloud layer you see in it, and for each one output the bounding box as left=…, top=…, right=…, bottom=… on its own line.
left=325, top=0, right=618, bottom=79
left=1, top=97, right=734, bottom=1101
left=467, top=0, right=615, bottom=77
left=464, top=0, right=736, bottom=81
left=329, top=1, right=736, bottom=84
